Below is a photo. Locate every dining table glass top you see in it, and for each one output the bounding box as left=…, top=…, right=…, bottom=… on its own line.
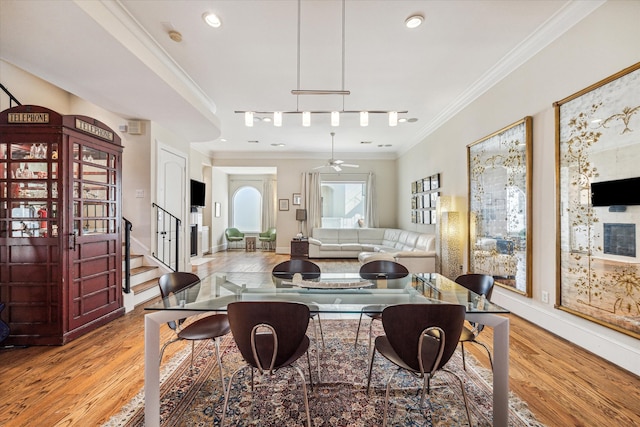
left=145, top=272, right=510, bottom=315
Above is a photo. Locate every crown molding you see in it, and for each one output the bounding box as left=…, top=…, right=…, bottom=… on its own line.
left=74, top=0, right=219, bottom=122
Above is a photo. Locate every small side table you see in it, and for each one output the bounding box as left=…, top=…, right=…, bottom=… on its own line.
left=245, top=236, right=257, bottom=252
left=290, top=239, right=309, bottom=258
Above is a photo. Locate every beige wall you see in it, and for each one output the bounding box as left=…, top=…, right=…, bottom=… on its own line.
left=398, top=0, right=640, bottom=375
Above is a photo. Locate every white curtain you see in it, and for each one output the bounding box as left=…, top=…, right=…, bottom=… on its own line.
left=262, top=177, right=276, bottom=230
left=366, top=172, right=378, bottom=228
left=302, top=172, right=322, bottom=235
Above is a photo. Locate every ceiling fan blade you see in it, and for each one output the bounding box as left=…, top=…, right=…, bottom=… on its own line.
left=333, top=164, right=342, bottom=172
left=341, top=163, right=359, bottom=168
left=333, top=159, right=344, bottom=165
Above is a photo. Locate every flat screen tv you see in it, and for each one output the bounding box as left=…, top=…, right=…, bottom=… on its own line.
left=190, top=179, right=206, bottom=207
left=591, top=177, right=640, bottom=207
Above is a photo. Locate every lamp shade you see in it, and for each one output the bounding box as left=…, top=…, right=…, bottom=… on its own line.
left=296, top=209, right=307, bottom=221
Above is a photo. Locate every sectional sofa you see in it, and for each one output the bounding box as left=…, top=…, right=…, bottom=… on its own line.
left=307, top=228, right=436, bottom=273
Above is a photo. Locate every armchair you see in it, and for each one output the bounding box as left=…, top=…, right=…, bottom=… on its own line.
left=224, top=227, right=244, bottom=249
left=258, top=227, right=276, bottom=250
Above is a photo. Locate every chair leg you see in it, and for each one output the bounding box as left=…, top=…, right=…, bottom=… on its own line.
left=383, top=368, right=401, bottom=427
left=214, top=337, right=225, bottom=392
left=306, top=349, right=314, bottom=391
left=442, top=368, right=472, bottom=426
left=366, top=347, right=377, bottom=393
left=220, top=366, right=246, bottom=427
left=293, top=365, right=313, bottom=427
left=367, top=317, right=375, bottom=352
left=316, top=314, right=325, bottom=348
left=310, top=317, right=322, bottom=382
left=159, top=337, right=180, bottom=365
left=355, top=311, right=364, bottom=348
left=474, top=339, right=494, bottom=370
left=461, top=342, right=467, bottom=370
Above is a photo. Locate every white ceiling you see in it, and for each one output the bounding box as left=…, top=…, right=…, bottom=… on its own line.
left=0, top=0, right=603, bottom=161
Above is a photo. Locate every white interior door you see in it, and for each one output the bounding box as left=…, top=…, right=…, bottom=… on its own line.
left=157, top=145, right=187, bottom=270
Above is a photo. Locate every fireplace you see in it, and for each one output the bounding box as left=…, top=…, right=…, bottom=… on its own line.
left=603, top=223, right=636, bottom=257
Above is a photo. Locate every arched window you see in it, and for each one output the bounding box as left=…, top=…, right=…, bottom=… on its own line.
left=232, top=186, right=261, bottom=232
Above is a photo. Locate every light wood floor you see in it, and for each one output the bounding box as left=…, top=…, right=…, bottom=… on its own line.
left=0, top=250, right=638, bottom=426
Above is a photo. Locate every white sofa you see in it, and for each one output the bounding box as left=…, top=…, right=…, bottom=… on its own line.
left=308, top=228, right=436, bottom=273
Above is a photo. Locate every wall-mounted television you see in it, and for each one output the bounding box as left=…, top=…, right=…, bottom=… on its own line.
left=591, top=177, right=640, bottom=207
left=190, top=179, right=206, bottom=207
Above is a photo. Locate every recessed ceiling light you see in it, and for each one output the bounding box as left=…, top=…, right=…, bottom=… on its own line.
left=407, top=118, right=419, bottom=123
left=248, top=140, right=259, bottom=144
left=361, top=141, right=372, bottom=144
left=399, top=118, right=407, bottom=123
left=405, top=14, right=424, bottom=29
left=262, top=117, right=272, bottom=123
left=219, top=138, right=227, bottom=142
left=202, top=12, right=222, bottom=28
left=271, top=143, right=286, bottom=147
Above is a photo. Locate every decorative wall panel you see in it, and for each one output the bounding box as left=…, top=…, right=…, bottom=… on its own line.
left=555, top=62, right=640, bottom=339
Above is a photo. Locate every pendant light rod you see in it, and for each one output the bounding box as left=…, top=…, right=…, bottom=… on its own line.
left=292, top=0, right=349, bottom=96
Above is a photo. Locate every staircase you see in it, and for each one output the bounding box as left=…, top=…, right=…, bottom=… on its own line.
left=122, top=250, right=163, bottom=313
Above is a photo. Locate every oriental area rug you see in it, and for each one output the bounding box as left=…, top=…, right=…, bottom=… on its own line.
left=104, top=319, right=544, bottom=427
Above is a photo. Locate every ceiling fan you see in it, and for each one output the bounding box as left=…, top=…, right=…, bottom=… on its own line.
left=314, top=132, right=359, bottom=172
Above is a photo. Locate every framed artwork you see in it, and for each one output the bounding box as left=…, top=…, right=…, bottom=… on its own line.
left=292, top=193, right=301, bottom=205
left=467, top=116, right=532, bottom=296
left=214, top=202, right=221, bottom=218
left=279, top=199, right=289, bottom=211
left=555, top=62, right=640, bottom=339
left=422, top=178, right=431, bottom=192
left=430, top=173, right=440, bottom=190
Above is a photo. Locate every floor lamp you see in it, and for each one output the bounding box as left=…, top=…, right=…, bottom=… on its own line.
left=441, top=211, right=462, bottom=279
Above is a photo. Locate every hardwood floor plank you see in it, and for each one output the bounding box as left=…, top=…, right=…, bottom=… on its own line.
left=1, top=250, right=638, bottom=426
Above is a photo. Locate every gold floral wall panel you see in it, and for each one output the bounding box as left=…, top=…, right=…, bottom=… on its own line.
left=555, top=62, right=640, bottom=339
left=467, top=117, right=532, bottom=296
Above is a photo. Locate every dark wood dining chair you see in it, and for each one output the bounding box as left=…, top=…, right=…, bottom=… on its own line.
left=221, top=301, right=313, bottom=427
left=272, top=259, right=324, bottom=346
left=366, top=303, right=471, bottom=426
left=455, top=273, right=495, bottom=370
left=158, top=272, right=230, bottom=388
left=355, top=260, right=409, bottom=350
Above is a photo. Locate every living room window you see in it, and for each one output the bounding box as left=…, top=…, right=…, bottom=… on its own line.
left=320, top=180, right=366, bottom=228
left=232, top=186, right=261, bottom=232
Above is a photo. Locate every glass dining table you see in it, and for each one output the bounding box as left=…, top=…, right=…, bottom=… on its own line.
left=143, top=272, right=510, bottom=426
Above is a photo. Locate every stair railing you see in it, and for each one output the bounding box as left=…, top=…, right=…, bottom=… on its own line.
left=0, top=83, right=22, bottom=107
left=152, top=203, right=180, bottom=271
left=122, top=217, right=133, bottom=294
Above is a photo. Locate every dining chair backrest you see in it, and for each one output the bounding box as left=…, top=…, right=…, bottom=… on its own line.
left=382, top=304, right=465, bottom=373
left=455, top=274, right=495, bottom=299
left=158, top=272, right=201, bottom=330
left=227, top=301, right=310, bottom=371
left=359, top=260, right=409, bottom=280
left=272, top=259, right=321, bottom=280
